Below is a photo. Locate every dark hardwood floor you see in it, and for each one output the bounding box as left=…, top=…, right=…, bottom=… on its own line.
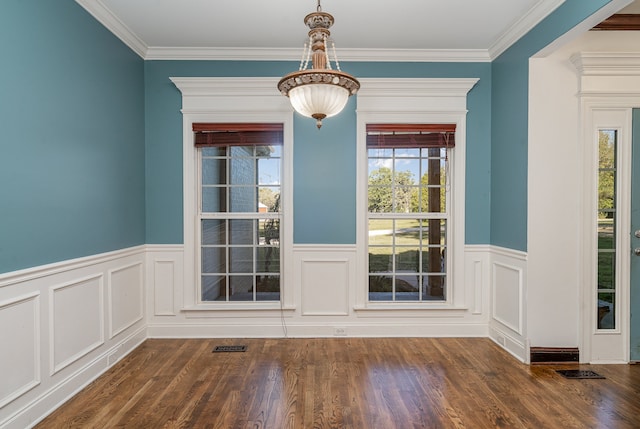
left=35, top=338, right=640, bottom=428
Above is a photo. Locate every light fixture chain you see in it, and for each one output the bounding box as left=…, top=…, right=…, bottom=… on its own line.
left=303, top=35, right=313, bottom=70
left=299, top=41, right=308, bottom=71
left=324, top=36, right=332, bottom=70
left=332, top=41, right=341, bottom=71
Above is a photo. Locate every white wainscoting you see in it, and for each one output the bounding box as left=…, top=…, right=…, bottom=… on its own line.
left=296, top=247, right=354, bottom=317
left=0, top=247, right=146, bottom=429
left=146, top=244, right=492, bottom=338
left=488, top=246, right=528, bottom=362
left=0, top=242, right=530, bottom=427
left=0, top=292, right=40, bottom=410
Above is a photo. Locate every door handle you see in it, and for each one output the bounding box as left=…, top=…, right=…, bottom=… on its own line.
left=635, top=248, right=640, bottom=256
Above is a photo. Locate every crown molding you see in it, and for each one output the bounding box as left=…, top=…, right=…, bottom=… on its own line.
left=488, top=0, right=565, bottom=60
left=146, top=47, right=491, bottom=62
left=75, top=0, right=147, bottom=58
left=170, top=77, right=282, bottom=97
left=77, top=0, right=564, bottom=63
left=570, top=52, right=640, bottom=75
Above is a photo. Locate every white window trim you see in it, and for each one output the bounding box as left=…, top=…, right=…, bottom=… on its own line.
left=171, top=77, right=295, bottom=312
left=354, top=78, right=478, bottom=311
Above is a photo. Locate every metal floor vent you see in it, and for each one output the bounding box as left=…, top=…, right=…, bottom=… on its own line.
left=556, top=369, right=605, bottom=379
left=213, top=345, right=247, bottom=353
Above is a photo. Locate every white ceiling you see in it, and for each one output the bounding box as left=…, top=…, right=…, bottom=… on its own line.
left=75, top=0, right=638, bottom=62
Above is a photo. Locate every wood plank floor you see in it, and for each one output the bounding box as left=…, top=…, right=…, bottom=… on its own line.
left=36, top=338, right=640, bottom=428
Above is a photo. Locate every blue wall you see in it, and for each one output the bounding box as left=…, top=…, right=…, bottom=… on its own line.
left=490, top=0, right=614, bottom=251
left=1, top=0, right=613, bottom=273
left=0, top=1, right=145, bottom=273
left=144, top=61, right=491, bottom=245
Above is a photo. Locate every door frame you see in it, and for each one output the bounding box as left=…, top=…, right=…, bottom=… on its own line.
left=574, top=52, right=640, bottom=363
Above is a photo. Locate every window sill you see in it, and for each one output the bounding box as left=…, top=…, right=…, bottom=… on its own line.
left=353, top=303, right=468, bottom=318
left=182, top=303, right=296, bottom=318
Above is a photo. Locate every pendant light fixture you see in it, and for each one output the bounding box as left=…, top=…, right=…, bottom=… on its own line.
left=277, top=1, right=360, bottom=129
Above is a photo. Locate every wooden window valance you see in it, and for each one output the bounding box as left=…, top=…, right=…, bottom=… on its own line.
left=193, top=123, right=283, bottom=147
left=366, top=124, right=455, bottom=149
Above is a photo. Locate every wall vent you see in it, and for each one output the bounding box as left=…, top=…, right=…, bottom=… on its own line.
left=530, top=347, right=579, bottom=364
left=213, top=345, right=247, bottom=353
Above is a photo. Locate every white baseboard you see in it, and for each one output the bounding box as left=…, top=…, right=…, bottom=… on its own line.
left=147, top=322, right=489, bottom=339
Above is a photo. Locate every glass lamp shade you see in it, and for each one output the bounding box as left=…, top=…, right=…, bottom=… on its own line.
left=288, top=83, right=350, bottom=123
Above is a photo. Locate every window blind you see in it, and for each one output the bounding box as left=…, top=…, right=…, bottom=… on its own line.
left=193, top=123, right=283, bottom=147
left=366, top=124, right=455, bottom=149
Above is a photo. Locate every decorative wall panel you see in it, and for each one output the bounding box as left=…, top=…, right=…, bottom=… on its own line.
left=0, top=293, right=40, bottom=408
left=109, top=262, right=144, bottom=338
left=50, top=275, right=104, bottom=374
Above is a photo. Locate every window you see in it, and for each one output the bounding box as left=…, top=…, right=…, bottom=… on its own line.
left=195, top=123, right=283, bottom=302
left=597, top=129, right=617, bottom=329
left=367, top=124, right=454, bottom=302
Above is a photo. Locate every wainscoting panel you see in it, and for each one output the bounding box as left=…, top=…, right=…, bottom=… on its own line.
left=492, top=262, right=523, bottom=334
left=146, top=246, right=184, bottom=319
left=0, top=292, right=40, bottom=409
left=300, top=258, right=350, bottom=316
left=153, top=260, right=176, bottom=316
left=489, top=246, right=527, bottom=362
left=109, top=262, right=144, bottom=338
left=50, top=274, right=104, bottom=375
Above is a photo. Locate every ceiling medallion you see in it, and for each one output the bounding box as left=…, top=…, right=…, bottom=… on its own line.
left=277, top=1, right=360, bottom=129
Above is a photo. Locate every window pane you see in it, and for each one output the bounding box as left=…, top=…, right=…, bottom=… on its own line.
left=598, top=171, right=615, bottom=210
left=369, top=247, right=393, bottom=273
left=202, top=219, right=226, bottom=245
left=259, top=219, right=280, bottom=245
left=369, top=186, right=393, bottom=213
left=369, top=275, right=392, bottom=298
left=598, top=219, right=615, bottom=250
left=258, top=187, right=280, bottom=213
left=229, top=219, right=254, bottom=245
left=394, top=148, right=420, bottom=157
left=598, top=292, right=614, bottom=330
left=229, top=247, right=253, bottom=273
left=229, top=186, right=256, bottom=212
left=424, top=248, right=446, bottom=273
left=202, top=158, right=226, bottom=185
left=202, top=247, right=225, bottom=273
left=368, top=219, right=393, bottom=245
left=256, top=275, right=280, bottom=301
left=201, top=147, right=226, bottom=157
left=229, top=276, right=253, bottom=301
left=260, top=145, right=281, bottom=158
left=424, top=220, right=447, bottom=245
left=396, top=248, right=419, bottom=272
left=230, top=146, right=254, bottom=157
left=597, top=129, right=617, bottom=329
left=202, top=275, right=226, bottom=301
left=202, top=186, right=227, bottom=212
left=393, top=185, right=414, bottom=213
left=423, top=275, right=445, bottom=299
left=396, top=221, right=420, bottom=245
left=597, top=252, right=615, bottom=290
left=258, top=158, right=280, bottom=186
left=256, top=247, right=280, bottom=273
left=368, top=148, right=393, bottom=158
left=396, top=275, right=419, bottom=301
left=230, top=156, right=256, bottom=185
